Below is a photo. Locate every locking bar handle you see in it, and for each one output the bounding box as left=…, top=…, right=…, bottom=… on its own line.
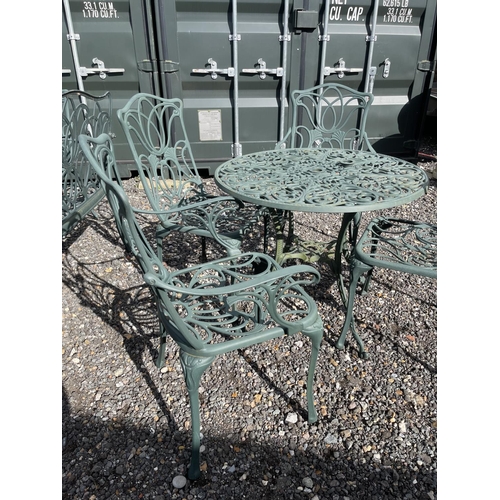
left=323, top=58, right=363, bottom=78
left=79, top=58, right=125, bottom=79
left=192, top=58, right=235, bottom=79
left=241, top=58, right=284, bottom=79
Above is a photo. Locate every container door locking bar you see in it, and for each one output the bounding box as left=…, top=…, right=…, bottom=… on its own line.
left=192, top=58, right=235, bottom=79
left=241, top=58, right=283, bottom=79
left=79, top=58, right=125, bottom=79
left=323, top=58, right=363, bottom=79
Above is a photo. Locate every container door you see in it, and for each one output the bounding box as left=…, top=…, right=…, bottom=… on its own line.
left=154, top=0, right=435, bottom=173
left=62, top=0, right=160, bottom=173
left=307, top=0, right=437, bottom=156
left=63, top=0, right=436, bottom=174
left=155, top=0, right=290, bottom=174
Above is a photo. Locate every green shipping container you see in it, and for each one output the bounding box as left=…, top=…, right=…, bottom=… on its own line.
left=62, top=0, right=436, bottom=175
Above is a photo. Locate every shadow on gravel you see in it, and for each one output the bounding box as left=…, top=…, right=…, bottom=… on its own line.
left=62, top=247, right=161, bottom=360
left=63, top=198, right=436, bottom=500
left=237, top=350, right=311, bottom=423
left=354, top=321, right=437, bottom=376
left=62, top=217, right=94, bottom=249
left=62, top=251, right=436, bottom=500
left=367, top=276, right=437, bottom=311
left=62, top=387, right=437, bottom=499
left=63, top=216, right=179, bottom=435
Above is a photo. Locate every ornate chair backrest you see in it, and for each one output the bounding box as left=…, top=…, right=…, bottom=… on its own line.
left=117, top=93, right=203, bottom=212
left=78, top=133, right=206, bottom=351
left=62, top=90, right=112, bottom=168
left=62, top=90, right=112, bottom=233
left=282, top=83, right=374, bottom=151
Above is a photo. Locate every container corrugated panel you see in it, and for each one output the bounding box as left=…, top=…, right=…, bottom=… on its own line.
left=62, top=0, right=436, bottom=175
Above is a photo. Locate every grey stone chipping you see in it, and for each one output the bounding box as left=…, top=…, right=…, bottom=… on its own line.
left=63, top=137, right=437, bottom=499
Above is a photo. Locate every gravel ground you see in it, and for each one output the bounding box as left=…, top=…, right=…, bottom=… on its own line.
left=62, top=137, right=437, bottom=500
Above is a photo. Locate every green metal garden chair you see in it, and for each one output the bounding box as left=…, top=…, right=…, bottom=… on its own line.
left=336, top=217, right=437, bottom=358
left=275, top=83, right=437, bottom=357
left=62, top=90, right=111, bottom=236
left=273, top=83, right=375, bottom=281
left=79, top=132, right=324, bottom=480
left=276, top=82, right=375, bottom=152
left=118, top=93, right=268, bottom=261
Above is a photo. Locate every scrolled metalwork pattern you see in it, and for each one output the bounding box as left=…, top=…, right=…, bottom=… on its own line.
left=358, top=218, right=437, bottom=274
left=155, top=252, right=322, bottom=346
left=117, top=93, right=267, bottom=259
left=215, top=148, right=429, bottom=213
left=80, top=133, right=324, bottom=481
left=62, top=90, right=111, bottom=235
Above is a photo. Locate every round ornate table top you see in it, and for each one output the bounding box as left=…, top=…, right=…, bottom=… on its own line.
left=215, top=148, right=429, bottom=213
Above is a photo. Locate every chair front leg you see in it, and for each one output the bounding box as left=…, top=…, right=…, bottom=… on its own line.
left=302, top=316, right=324, bottom=424
left=179, top=351, right=215, bottom=480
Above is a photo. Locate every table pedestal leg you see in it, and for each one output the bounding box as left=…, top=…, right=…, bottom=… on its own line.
left=333, top=212, right=360, bottom=306
left=269, top=209, right=294, bottom=265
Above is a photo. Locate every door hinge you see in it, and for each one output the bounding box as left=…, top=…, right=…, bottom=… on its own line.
left=417, top=60, right=436, bottom=73
left=160, top=61, right=180, bottom=73
left=294, top=9, right=318, bottom=30
left=137, top=60, right=154, bottom=73
left=403, top=139, right=417, bottom=150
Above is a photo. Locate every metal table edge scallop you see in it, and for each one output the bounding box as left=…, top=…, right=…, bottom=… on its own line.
left=214, top=148, right=429, bottom=213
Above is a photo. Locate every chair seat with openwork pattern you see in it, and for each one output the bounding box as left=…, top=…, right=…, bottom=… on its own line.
left=336, top=217, right=437, bottom=358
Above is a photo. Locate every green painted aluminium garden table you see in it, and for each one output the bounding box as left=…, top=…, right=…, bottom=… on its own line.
left=214, top=147, right=430, bottom=300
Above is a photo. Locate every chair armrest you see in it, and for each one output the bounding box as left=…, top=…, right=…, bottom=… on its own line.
left=143, top=253, right=321, bottom=296
left=133, top=195, right=243, bottom=215
left=136, top=195, right=261, bottom=248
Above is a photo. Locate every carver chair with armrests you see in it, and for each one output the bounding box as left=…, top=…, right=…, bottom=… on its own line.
left=62, top=89, right=112, bottom=236
left=118, top=93, right=268, bottom=261
left=79, top=132, right=324, bottom=480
